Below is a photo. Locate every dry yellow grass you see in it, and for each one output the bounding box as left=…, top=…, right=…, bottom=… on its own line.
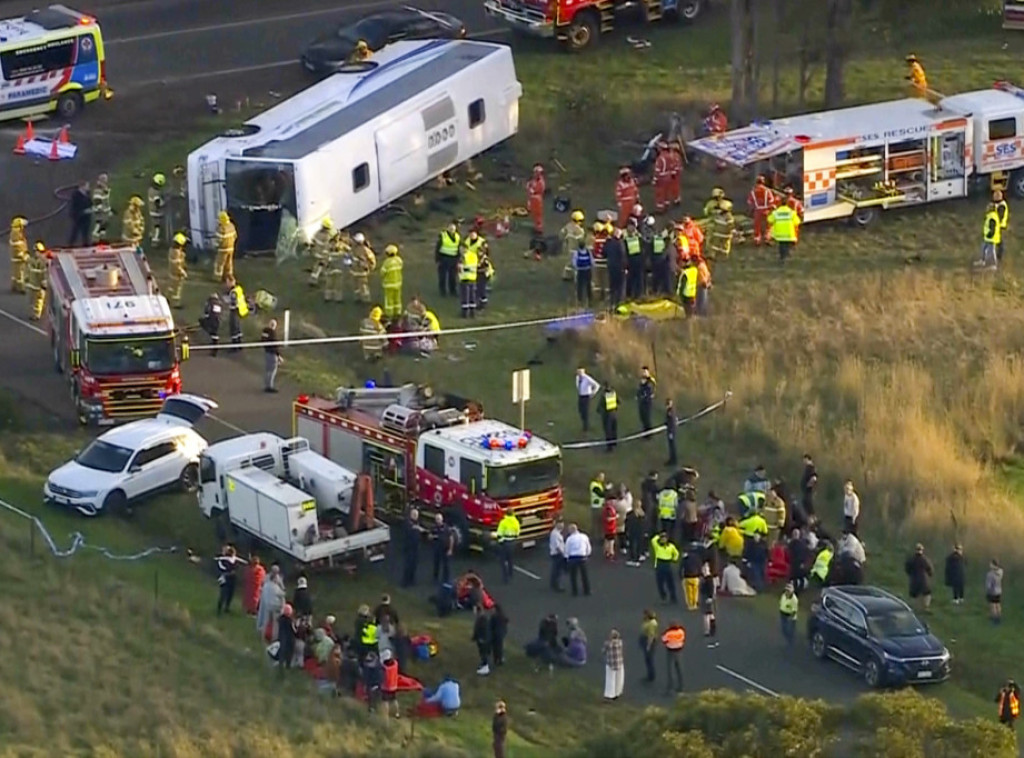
left=589, top=268, right=1024, bottom=558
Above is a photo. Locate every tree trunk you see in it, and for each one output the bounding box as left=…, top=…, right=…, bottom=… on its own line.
left=730, top=0, right=758, bottom=120
left=730, top=0, right=748, bottom=116
left=823, top=0, right=853, bottom=108
left=771, top=0, right=785, bottom=110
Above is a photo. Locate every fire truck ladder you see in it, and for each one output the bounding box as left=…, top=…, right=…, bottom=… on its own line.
left=52, top=245, right=151, bottom=301
left=598, top=0, right=615, bottom=32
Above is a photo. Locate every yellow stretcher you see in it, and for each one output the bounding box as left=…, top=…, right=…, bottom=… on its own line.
left=614, top=299, right=685, bottom=321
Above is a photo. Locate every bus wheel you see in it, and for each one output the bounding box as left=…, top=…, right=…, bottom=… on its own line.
left=56, top=92, right=83, bottom=120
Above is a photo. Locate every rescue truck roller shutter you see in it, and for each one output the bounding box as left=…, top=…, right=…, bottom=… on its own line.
left=483, top=0, right=705, bottom=53
left=46, top=245, right=187, bottom=426
left=292, top=384, right=564, bottom=549
left=687, top=80, right=1024, bottom=228
left=187, top=39, right=522, bottom=255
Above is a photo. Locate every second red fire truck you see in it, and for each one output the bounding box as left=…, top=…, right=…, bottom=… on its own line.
left=293, top=384, right=564, bottom=548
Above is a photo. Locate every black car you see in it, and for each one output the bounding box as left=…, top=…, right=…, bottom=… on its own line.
left=301, top=7, right=467, bottom=75
left=808, top=586, right=951, bottom=688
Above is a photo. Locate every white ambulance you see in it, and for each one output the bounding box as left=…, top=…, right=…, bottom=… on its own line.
left=688, top=81, right=1024, bottom=226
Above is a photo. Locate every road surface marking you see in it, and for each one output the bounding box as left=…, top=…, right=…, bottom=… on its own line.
left=106, top=0, right=398, bottom=45
left=715, top=664, right=781, bottom=697
left=513, top=565, right=541, bottom=580
left=0, top=306, right=47, bottom=336
left=123, top=27, right=509, bottom=89
left=208, top=414, right=248, bottom=434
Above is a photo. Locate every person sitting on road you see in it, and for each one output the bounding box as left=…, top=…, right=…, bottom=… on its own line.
left=721, top=560, right=756, bottom=596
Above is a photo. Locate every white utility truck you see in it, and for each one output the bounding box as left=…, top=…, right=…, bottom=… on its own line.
left=187, top=38, right=522, bottom=255
left=688, top=80, right=1024, bottom=227
left=198, top=432, right=389, bottom=565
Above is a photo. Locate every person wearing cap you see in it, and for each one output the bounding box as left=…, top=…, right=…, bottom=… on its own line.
left=167, top=232, right=188, bottom=308
left=380, top=648, right=401, bottom=718
left=779, top=582, right=799, bottom=646
left=360, top=305, right=387, bottom=361
left=526, top=163, right=546, bottom=235
left=492, top=700, right=509, bottom=758
left=905, top=53, right=927, bottom=98
left=291, top=574, right=313, bottom=621
left=379, top=242, right=404, bottom=319
left=349, top=231, right=376, bottom=303
left=614, top=166, right=639, bottom=229
left=214, top=209, right=237, bottom=281
left=148, top=172, right=166, bottom=245
left=435, top=221, right=461, bottom=297
left=905, top=543, right=934, bottom=612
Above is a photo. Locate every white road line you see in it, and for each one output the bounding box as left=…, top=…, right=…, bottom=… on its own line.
left=715, top=664, right=781, bottom=698
left=123, top=27, right=510, bottom=90
left=208, top=414, right=248, bottom=434
left=0, top=306, right=47, bottom=336
left=106, top=0, right=398, bottom=45
left=513, top=565, right=541, bottom=580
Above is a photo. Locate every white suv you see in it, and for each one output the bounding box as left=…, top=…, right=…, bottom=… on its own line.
left=44, top=394, right=218, bottom=516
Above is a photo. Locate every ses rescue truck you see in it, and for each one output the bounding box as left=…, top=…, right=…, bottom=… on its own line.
left=688, top=81, right=1024, bottom=228
left=47, top=245, right=189, bottom=426
left=1004, top=1, right=1024, bottom=30
left=199, top=433, right=390, bottom=566
left=484, top=0, right=704, bottom=52
left=293, top=384, right=563, bottom=548
left=0, top=4, right=111, bottom=123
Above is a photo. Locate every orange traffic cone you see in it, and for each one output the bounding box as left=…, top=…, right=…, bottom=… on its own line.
left=48, top=139, right=60, bottom=161
left=57, top=125, right=69, bottom=144
left=25, top=120, right=35, bottom=140
left=13, top=134, right=26, bottom=155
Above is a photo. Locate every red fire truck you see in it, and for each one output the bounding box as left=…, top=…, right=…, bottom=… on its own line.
left=47, top=245, right=189, bottom=426
left=293, top=384, right=563, bottom=548
left=484, top=0, right=705, bottom=52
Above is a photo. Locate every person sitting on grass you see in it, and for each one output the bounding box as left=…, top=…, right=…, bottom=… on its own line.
left=420, top=674, right=462, bottom=717
left=525, top=613, right=563, bottom=669
left=313, top=627, right=335, bottom=665
left=561, top=617, right=588, bottom=667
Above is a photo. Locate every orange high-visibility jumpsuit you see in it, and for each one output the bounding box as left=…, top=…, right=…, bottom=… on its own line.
left=748, top=183, right=776, bottom=245
left=668, top=146, right=683, bottom=206
left=527, top=174, right=546, bottom=234
left=615, top=177, right=639, bottom=228
left=682, top=220, right=704, bottom=260
left=653, top=149, right=672, bottom=213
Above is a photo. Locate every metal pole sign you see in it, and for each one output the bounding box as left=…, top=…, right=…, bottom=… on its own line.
left=512, top=368, right=530, bottom=430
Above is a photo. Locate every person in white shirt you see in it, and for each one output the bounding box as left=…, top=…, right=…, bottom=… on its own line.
left=575, top=368, right=601, bottom=433
left=837, top=529, right=866, bottom=565
left=721, top=562, right=756, bottom=596
left=549, top=520, right=567, bottom=592
left=564, top=523, right=593, bottom=597
left=842, top=480, right=860, bottom=535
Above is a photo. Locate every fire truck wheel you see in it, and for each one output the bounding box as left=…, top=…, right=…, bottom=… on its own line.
left=563, top=11, right=599, bottom=52
left=102, top=490, right=128, bottom=517
left=677, top=0, right=704, bottom=23
left=850, top=207, right=878, bottom=228
left=179, top=463, right=199, bottom=493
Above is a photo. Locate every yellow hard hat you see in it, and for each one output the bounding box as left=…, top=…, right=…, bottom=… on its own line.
left=370, top=306, right=383, bottom=321
left=385, top=244, right=398, bottom=255
left=357, top=40, right=368, bottom=49
left=173, top=232, right=187, bottom=246
left=130, top=195, right=143, bottom=207
left=322, top=217, right=333, bottom=230
left=711, top=187, right=725, bottom=199
left=35, top=241, right=46, bottom=253
left=11, top=216, right=26, bottom=229
left=152, top=173, right=166, bottom=187
left=218, top=211, right=230, bottom=224
left=571, top=210, right=584, bottom=222
left=592, top=222, right=604, bottom=233
left=720, top=199, right=733, bottom=212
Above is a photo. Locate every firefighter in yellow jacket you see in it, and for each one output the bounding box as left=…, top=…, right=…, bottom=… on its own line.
left=214, top=210, right=237, bottom=282
left=9, top=217, right=29, bottom=293
left=26, top=242, right=48, bottom=321
left=349, top=231, right=376, bottom=303
left=379, top=244, right=404, bottom=319
left=708, top=200, right=735, bottom=259
left=322, top=233, right=350, bottom=303
left=905, top=54, right=927, bottom=98
left=360, top=305, right=387, bottom=361
left=148, top=173, right=166, bottom=246
left=121, top=196, right=146, bottom=249
left=168, top=233, right=188, bottom=309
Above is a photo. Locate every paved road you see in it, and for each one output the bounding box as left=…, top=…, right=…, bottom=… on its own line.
left=0, top=0, right=868, bottom=707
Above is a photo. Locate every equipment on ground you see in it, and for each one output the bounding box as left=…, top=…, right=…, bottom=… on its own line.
left=198, top=432, right=390, bottom=566
left=293, top=384, right=564, bottom=549
left=46, top=245, right=189, bottom=426
left=688, top=81, right=1024, bottom=228
left=187, top=40, right=522, bottom=255
left=484, top=0, right=704, bottom=52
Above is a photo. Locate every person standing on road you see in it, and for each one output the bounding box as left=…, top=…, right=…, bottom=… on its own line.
left=664, top=399, right=678, bottom=466
left=637, top=366, right=657, bottom=436
left=495, top=508, right=521, bottom=584
left=472, top=604, right=493, bottom=676
left=215, top=544, right=246, bottom=616
left=625, top=500, right=646, bottom=567
left=660, top=620, right=686, bottom=694
left=548, top=519, right=567, bottom=591
left=575, top=368, right=600, bottom=433
left=681, top=544, right=702, bottom=611
left=779, top=582, right=798, bottom=646
left=699, top=563, right=718, bottom=648
left=639, top=609, right=658, bottom=684
left=986, top=559, right=1004, bottom=624
left=431, top=513, right=455, bottom=585
left=260, top=318, right=282, bottom=393
left=944, top=543, right=966, bottom=605
left=589, top=472, right=608, bottom=538
left=223, top=276, right=247, bottom=353
left=905, top=543, right=934, bottom=613
left=651, top=531, right=680, bottom=604
left=201, top=292, right=222, bottom=357
left=602, top=630, right=625, bottom=701
left=492, top=700, right=509, bottom=758
left=68, top=180, right=92, bottom=247
left=565, top=524, right=592, bottom=597
left=400, top=508, right=423, bottom=588
left=842, top=480, right=860, bottom=535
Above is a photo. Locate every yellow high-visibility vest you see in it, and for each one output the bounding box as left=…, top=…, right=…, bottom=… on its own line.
left=984, top=211, right=1002, bottom=244
left=681, top=266, right=698, bottom=298
left=768, top=206, right=798, bottom=242
left=604, top=390, right=618, bottom=411
left=233, top=285, right=249, bottom=318
left=657, top=489, right=679, bottom=519
left=459, top=249, right=479, bottom=282
left=589, top=480, right=605, bottom=509
left=779, top=594, right=798, bottom=616
left=811, top=548, right=833, bottom=581
left=650, top=537, right=680, bottom=565
left=496, top=513, right=520, bottom=541
left=625, top=235, right=641, bottom=255
left=439, top=230, right=460, bottom=256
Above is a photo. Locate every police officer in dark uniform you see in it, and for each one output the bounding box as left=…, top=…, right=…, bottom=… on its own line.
left=200, top=292, right=222, bottom=357
left=637, top=366, right=657, bottom=436
left=600, top=382, right=619, bottom=452
left=603, top=227, right=626, bottom=309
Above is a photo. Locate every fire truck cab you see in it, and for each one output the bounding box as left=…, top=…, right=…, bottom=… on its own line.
left=46, top=245, right=188, bottom=426
left=294, top=384, right=563, bottom=548
left=484, top=0, right=705, bottom=52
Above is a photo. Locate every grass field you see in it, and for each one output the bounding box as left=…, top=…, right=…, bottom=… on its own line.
left=6, top=0, right=1024, bottom=752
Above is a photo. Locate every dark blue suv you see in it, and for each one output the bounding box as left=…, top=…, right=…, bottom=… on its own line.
left=808, top=586, right=951, bottom=688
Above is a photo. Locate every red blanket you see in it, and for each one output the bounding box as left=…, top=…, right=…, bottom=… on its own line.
left=354, top=674, right=423, bottom=700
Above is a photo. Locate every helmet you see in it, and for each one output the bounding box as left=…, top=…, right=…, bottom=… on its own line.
left=711, top=187, right=724, bottom=199
left=720, top=200, right=733, bottom=212
left=35, top=241, right=46, bottom=253
left=615, top=304, right=629, bottom=315
left=130, top=195, right=144, bottom=207
left=784, top=186, right=795, bottom=195
left=905, top=53, right=918, bottom=62
left=11, top=217, right=26, bottom=229
left=173, top=232, right=187, bottom=246
left=592, top=222, right=605, bottom=233
left=356, top=39, right=368, bottom=50
left=709, top=103, right=721, bottom=112
left=570, top=210, right=584, bottom=222
left=321, top=217, right=333, bottom=230
left=385, top=244, right=398, bottom=255
left=619, top=166, right=631, bottom=176
left=353, top=232, right=366, bottom=244
left=657, top=141, right=669, bottom=150
left=217, top=210, right=230, bottom=224
left=370, top=306, right=383, bottom=321
left=644, top=215, right=656, bottom=227
left=152, top=173, right=166, bottom=187
left=533, top=163, right=544, bottom=173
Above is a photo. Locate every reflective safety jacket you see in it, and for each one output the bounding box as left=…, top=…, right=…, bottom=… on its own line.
left=768, top=205, right=798, bottom=242
left=590, top=479, right=605, bottom=509
left=657, top=488, right=679, bottom=519
left=984, top=211, right=1002, bottom=244
left=459, top=249, right=479, bottom=282
left=496, top=513, right=521, bottom=541
left=438, top=230, right=460, bottom=257
left=811, top=547, right=833, bottom=581
left=650, top=537, right=680, bottom=566
left=661, top=625, right=686, bottom=650
left=604, top=390, right=618, bottom=411
left=380, top=255, right=403, bottom=287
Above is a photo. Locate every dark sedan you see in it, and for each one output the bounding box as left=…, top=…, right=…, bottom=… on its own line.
left=301, top=7, right=467, bottom=75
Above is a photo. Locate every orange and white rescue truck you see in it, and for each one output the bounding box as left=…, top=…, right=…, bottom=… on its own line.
left=46, top=245, right=189, bottom=425
left=293, top=384, right=563, bottom=548
left=688, top=80, right=1024, bottom=228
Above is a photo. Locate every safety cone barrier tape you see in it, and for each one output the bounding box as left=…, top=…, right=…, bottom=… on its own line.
left=25, top=120, right=34, bottom=140
left=58, top=125, right=69, bottom=144
left=48, top=139, right=59, bottom=161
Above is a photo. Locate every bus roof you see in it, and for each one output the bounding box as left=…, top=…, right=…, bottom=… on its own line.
left=234, top=39, right=505, bottom=162
left=71, top=295, right=174, bottom=337
left=0, top=5, right=96, bottom=45
left=423, top=419, right=560, bottom=465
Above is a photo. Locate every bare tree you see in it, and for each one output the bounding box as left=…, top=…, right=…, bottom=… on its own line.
left=823, top=0, right=854, bottom=107
left=729, top=0, right=758, bottom=120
